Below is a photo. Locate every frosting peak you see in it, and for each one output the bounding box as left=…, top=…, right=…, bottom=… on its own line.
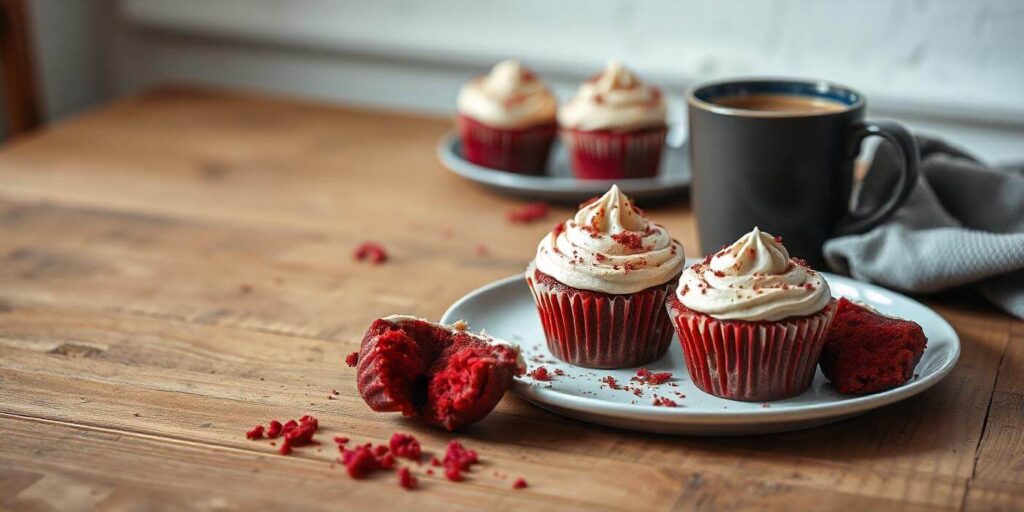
left=532, top=185, right=684, bottom=294
left=558, top=61, right=666, bottom=132
left=457, top=60, right=557, bottom=129
left=677, top=228, right=831, bottom=321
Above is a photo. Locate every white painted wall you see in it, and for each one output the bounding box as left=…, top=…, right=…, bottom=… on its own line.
left=16, top=0, right=1024, bottom=161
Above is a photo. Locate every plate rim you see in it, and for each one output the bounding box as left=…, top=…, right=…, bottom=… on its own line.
left=441, top=273, right=961, bottom=425
left=436, top=131, right=690, bottom=195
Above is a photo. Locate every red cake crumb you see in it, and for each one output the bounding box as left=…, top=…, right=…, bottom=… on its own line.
left=390, top=433, right=421, bottom=461
left=278, top=439, right=293, bottom=455
left=343, top=445, right=380, bottom=479
left=266, top=420, right=283, bottom=438
left=398, top=467, right=417, bottom=490
left=444, top=464, right=464, bottom=482
left=528, top=366, right=552, bottom=381
left=246, top=425, right=264, bottom=439
left=507, top=202, right=549, bottom=223
left=378, top=453, right=396, bottom=469
left=652, top=397, right=677, bottom=407
left=431, top=457, right=442, bottom=467
left=610, top=231, right=645, bottom=251
left=819, top=298, right=927, bottom=395
left=354, top=242, right=388, bottom=264
left=512, top=477, right=528, bottom=489
left=345, top=351, right=359, bottom=367
left=443, top=441, right=479, bottom=471
left=334, top=436, right=349, bottom=445
left=600, top=376, right=621, bottom=390
left=632, top=368, right=672, bottom=386
left=355, top=317, right=522, bottom=430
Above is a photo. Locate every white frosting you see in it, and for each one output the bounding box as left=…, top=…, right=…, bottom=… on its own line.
left=380, top=315, right=526, bottom=370
left=457, top=60, right=557, bottom=129
left=558, top=61, right=667, bottom=132
left=532, top=185, right=684, bottom=294
left=676, top=228, right=831, bottom=321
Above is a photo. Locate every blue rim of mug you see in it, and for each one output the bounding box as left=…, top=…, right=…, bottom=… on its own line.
left=686, top=77, right=865, bottom=118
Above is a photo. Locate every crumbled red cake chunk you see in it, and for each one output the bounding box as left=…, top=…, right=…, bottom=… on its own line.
left=345, top=351, right=359, bottom=367
left=652, top=397, right=677, bottom=407
left=266, top=420, right=282, bottom=438
left=246, top=425, right=264, bottom=440
left=444, top=464, right=464, bottom=482
left=600, top=376, right=621, bottom=390
left=819, top=298, right=927, bottom=395
left=389, top=433, right=421, bottom=461
left=512, top=477, right=528, bottom=489
left=632, top=368, right=672, bottom=386
left=398, top=467, right=417, bottom=490
left=528, top=366, right=552, bottom=381
left=353, top=242, right=388, bottom=264
left=443, top=441, right=479, bottom=471
left=355, top=317, right=522, bottom=430
left=506, top=202, right=549, bottom=223
left=342, top=445, right=380, bottom=479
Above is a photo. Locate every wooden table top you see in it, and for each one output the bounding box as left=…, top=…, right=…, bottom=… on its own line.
left=0, top=87, right=1020, bottom=512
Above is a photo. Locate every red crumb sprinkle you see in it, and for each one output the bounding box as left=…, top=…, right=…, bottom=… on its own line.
left=713, top=270, right=725, bottom=278
left=652, top=397, right=678, bottom=407
left=528, top=366, right=552, bottom=381
left=345, top=351, right=359, bottom=367
left=444, top=464, right=464, bottom=482
left=610, top=232, right=645, bottom=251
left=353, top=242, right=388, bottom=264
left=389, top=433, right=422, bottom=461
left=398, top=467, right=417, bottom=490
left=774, top=235, right=783, bottom=243
left=426, top=468, right=434, bottom=475
left=512, top=477, right=528, bottom=489
left=431, top=457, right=442, bottom=467
left=443, top=441, right=479, bottom=472
left=342, top=445, right=380, bottom=479
left=507, top=202, right=549, bottom=223
left=246, top=425, right=264, bottom=440
left=266, top=420, right=282, bottom=438
left=333, top=436, right=349, bottom=445
left=632, top=368, right=673, bottom=386
left=600, top=376, right=621, bottom=390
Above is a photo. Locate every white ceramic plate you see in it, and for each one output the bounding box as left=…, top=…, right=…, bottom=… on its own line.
left=441, top=272, right=960, bottom=436
left=436, top=131, right=690, bottom=203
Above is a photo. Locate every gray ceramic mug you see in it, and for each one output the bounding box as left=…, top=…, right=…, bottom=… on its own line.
left=686, top=78, right=919, bottom=267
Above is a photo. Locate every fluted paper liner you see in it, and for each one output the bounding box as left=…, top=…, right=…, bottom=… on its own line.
left=457, top=114, right=555, bottom=175
left=668, top=297, right=837, bottom=402
left=561, top=126, right=666, bottom=179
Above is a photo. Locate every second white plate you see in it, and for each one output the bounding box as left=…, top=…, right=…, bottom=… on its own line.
left=441, top=272, right=960, bottom=435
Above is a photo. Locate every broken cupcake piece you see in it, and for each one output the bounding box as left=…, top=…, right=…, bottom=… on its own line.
left=819, top=298, right=927, bottom=395
left=355, top=316, right=526, bottom=430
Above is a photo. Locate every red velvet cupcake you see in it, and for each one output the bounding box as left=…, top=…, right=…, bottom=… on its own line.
left=558, top=61, right=667, bottom=179
left=667, top=228, right=837, bottom=401
left=525, top=185, right=685, bottom=368
left=819, top=298, right=927, bottom=395
left=456, top=60, right=557, bottom=175
left=356, top=316, right=525, bottom=430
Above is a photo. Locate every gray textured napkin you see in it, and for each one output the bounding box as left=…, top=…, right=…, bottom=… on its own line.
left=824, top=136, right=1024, bottom=319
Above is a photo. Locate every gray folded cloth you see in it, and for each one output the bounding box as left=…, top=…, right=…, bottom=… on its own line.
left=824, top=135, right=1024, bottom=320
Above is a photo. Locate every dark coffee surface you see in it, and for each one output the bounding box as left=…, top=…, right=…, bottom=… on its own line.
left=714, top=93, right=846, bottom=113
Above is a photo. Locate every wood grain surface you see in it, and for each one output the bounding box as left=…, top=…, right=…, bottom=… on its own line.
left=0, top=87, right=1020, bottom=512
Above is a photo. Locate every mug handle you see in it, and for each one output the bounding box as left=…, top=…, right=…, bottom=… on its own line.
left=834, top=120, right=920, bottom=236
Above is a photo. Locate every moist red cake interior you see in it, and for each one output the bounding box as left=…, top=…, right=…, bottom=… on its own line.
left=819, top=298, right=927, bottom=395
left=357, top=318, right=521, bottom=430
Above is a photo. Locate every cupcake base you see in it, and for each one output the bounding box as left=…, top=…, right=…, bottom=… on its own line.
left=666, top=295, right=837, bottom=402
left=457, top=114, right=556, bottom=175
left=525, top=263, right=678, bottom=369
left=562, top=126, right=667, bottom=180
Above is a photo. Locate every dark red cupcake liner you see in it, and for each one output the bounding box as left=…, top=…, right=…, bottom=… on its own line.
left=561, top=126, right=667, bottom=180
left=525, top=264, right=677, bottom=369
left=457, top=114, right=556, bottom=175
left=667, top=296, right=837, bottom=402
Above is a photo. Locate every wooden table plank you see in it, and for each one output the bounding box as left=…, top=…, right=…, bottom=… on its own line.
left=0, top=86, right=1018, bottom=510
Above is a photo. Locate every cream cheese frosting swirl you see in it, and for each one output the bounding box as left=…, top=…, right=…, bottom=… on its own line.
left=532, top=185, right=684, bottom=294
left=677, top=228, right=831, bottom=321
left=558, top=61, right=667, bottom=132
left=457, top=60, right=557, bottom=129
